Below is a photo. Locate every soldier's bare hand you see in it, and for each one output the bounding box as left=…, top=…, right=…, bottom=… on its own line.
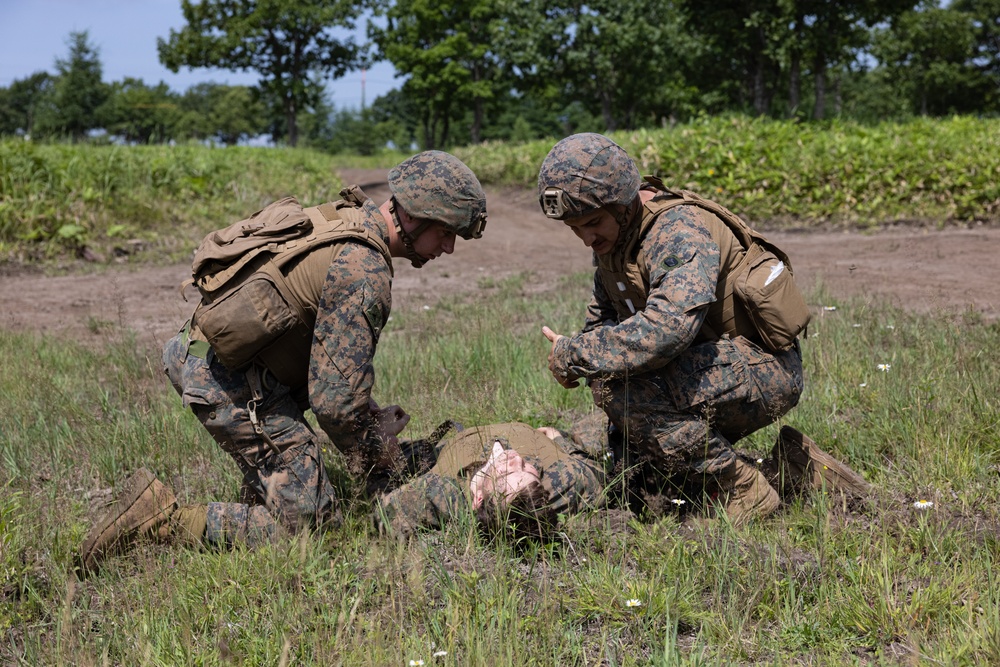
left=541, top=325, right=578, bottom=388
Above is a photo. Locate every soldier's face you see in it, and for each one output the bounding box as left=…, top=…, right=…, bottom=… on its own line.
left=410, top=221, right=457, bottom=262
left=563, top=209, right=619, bottom=255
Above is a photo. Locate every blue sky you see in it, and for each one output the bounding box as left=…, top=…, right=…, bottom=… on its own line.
left=0, top=0, right=399, bottom=110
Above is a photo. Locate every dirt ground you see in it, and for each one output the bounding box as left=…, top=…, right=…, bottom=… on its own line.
left=2, top=167, right=997, bottom=351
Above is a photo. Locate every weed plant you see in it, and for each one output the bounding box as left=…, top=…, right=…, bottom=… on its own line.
left=3, top=116, right=999, bottom=265
left=0, top=142, right=403, bottom=263
left=1, top=276, right=999, bottom=664
left=456, top=115, right=1000, bottom=228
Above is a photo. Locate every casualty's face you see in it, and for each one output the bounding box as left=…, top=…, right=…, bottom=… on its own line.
left=470, top=441, right=541, bottom=509
left=562, top=208, right=620, bottom=255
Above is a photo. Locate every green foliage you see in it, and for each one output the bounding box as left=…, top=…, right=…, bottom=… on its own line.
left=0, top=141, right=348, bottom=260
left=157, top=0, right=367, bottom=147
left=2, top=280, right=1000, bottom=663
left=0, top=72, right=53, bottom=137
left=177, top=83, right=269, bottom=146
left=33, top=31, right=108, bottom=141
left=455, top=115, right=1000, bottom=226
left=872, top=2, right=995, bottom=115
left=371, top=0, right=504, bottom=148
left=98, top=78, right=182, bottom=144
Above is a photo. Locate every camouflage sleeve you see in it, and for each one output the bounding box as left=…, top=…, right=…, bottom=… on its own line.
left=581, top=270, right=617, bottom=333
left=374, top=473, right=468, bottom=538
left=309, top=241, right=392, bottom=457
left=544, top=455, right=607, bottom=516
left=552, top=206, right=720, bottom=381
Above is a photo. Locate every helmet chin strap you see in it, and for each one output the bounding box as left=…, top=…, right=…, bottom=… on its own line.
left=390, top=198, right=432, bottom=269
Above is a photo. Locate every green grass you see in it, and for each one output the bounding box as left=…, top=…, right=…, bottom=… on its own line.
left=2, top=275, right=1000, bottom=664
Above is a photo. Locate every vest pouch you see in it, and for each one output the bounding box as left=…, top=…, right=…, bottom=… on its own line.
left=733, top=244, right=810, bottom=352
left=194, top=277, right=297, bottom=370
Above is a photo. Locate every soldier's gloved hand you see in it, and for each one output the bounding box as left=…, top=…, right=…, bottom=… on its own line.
left=542, top=325, right=579, bottom=388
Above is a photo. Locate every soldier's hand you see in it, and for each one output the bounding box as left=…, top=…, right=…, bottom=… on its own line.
left=542, top=325, right=579, bottom=389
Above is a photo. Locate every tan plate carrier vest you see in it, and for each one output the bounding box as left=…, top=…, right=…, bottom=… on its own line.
left=596, top=177, right=809, bottom=351
left=187, top=188, right=392, bottom=388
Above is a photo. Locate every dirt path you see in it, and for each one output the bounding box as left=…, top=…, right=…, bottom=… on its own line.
left=2, top=168, right=996, bottom=351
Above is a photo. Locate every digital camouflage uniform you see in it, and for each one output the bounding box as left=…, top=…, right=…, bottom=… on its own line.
left=163, top=194, right=392, bottom=548
left=376, top=422, right=608, bottom=537
left=539, top=137, right=804, bottom=491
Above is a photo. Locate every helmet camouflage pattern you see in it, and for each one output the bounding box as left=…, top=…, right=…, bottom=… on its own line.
left=388, top=151, right=487, bottom=240
left=537, top=133, right=640, bottom=220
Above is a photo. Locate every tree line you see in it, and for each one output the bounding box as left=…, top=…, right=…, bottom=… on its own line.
left=2, top=0, right=998, bottom=152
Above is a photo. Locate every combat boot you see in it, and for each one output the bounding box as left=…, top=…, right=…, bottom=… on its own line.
left=78, top=467, right=177, bottom=573
left=772, top=426, right=872, bottom=496
left=715, top=458, right=780, bottom=525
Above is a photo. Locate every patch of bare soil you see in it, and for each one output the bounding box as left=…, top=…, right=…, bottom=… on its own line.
left=1, top=168, right=997, bottom=352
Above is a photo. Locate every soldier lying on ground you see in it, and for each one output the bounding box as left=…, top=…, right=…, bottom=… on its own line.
left=536, top=133, right=869, bottom=525
left=375, top=421, right=609, bottom=540
left=375, top=416, right=871, bottom=541
left=78, top=152, right=488, bottom=573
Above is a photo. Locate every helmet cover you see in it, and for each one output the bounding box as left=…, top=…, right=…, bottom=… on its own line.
left=537, top=133, right=640, bottom=219
left=388, top=151, right=487, bottom=240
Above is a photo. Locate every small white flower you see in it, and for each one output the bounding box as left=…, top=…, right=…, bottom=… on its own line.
left=913, top=500, right=934, bottom=510
left=625, top=598, right=643, bottom=608
left=877, top=363, right=891, bottom=372
left=756, top=458, right=764, bottom=465
left=823, top=306, right=837, bottom=311
left=852, top=323, right=862, bottom=328
left=859, top=382, right=868, bottom=388
left=433, top=651, right=448, bottom=658
left=422, top=305, right=431, bottom=311
left=671, top=498, right=686, bottom=506
left=885, top=325, right=895, bottom=330
left=409, top=661, right=425, bottom=666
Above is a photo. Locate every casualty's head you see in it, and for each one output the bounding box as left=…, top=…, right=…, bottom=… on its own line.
left=470, top=440, right=555, bottom=542
left=537, top=133, right=641, bottom=255
left=387, top=151, right=488, bottom=268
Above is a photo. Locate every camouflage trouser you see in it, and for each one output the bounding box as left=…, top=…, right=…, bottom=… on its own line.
left=163, top=328, right=340, bottom=549
left=595, top=336, right=803, bottom=488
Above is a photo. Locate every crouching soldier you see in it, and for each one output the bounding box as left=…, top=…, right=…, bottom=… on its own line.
left=536, top=133, right=869, bottom=525
left=78, top=151, right=488, bottom=572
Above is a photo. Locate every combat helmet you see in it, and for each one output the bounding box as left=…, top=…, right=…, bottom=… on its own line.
left=537, top=133, right=640, bottom=220
left=388, top=151, right=487, bottom=267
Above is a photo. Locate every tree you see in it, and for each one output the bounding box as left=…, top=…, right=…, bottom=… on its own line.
left=0, top=72, right=53, bottom=137
left=371, top=0, right=504, bottom=148
left=34, top=31, right=108, bottom=141
left=953, top=0, right=1000, bottom=110
left=100, top=78, right=181, bottom=143
left=177, top=83, right=268, bottom=145
left=158, top=0, right=367, bottom=146
left=873, top=1, right=989, bottom=115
